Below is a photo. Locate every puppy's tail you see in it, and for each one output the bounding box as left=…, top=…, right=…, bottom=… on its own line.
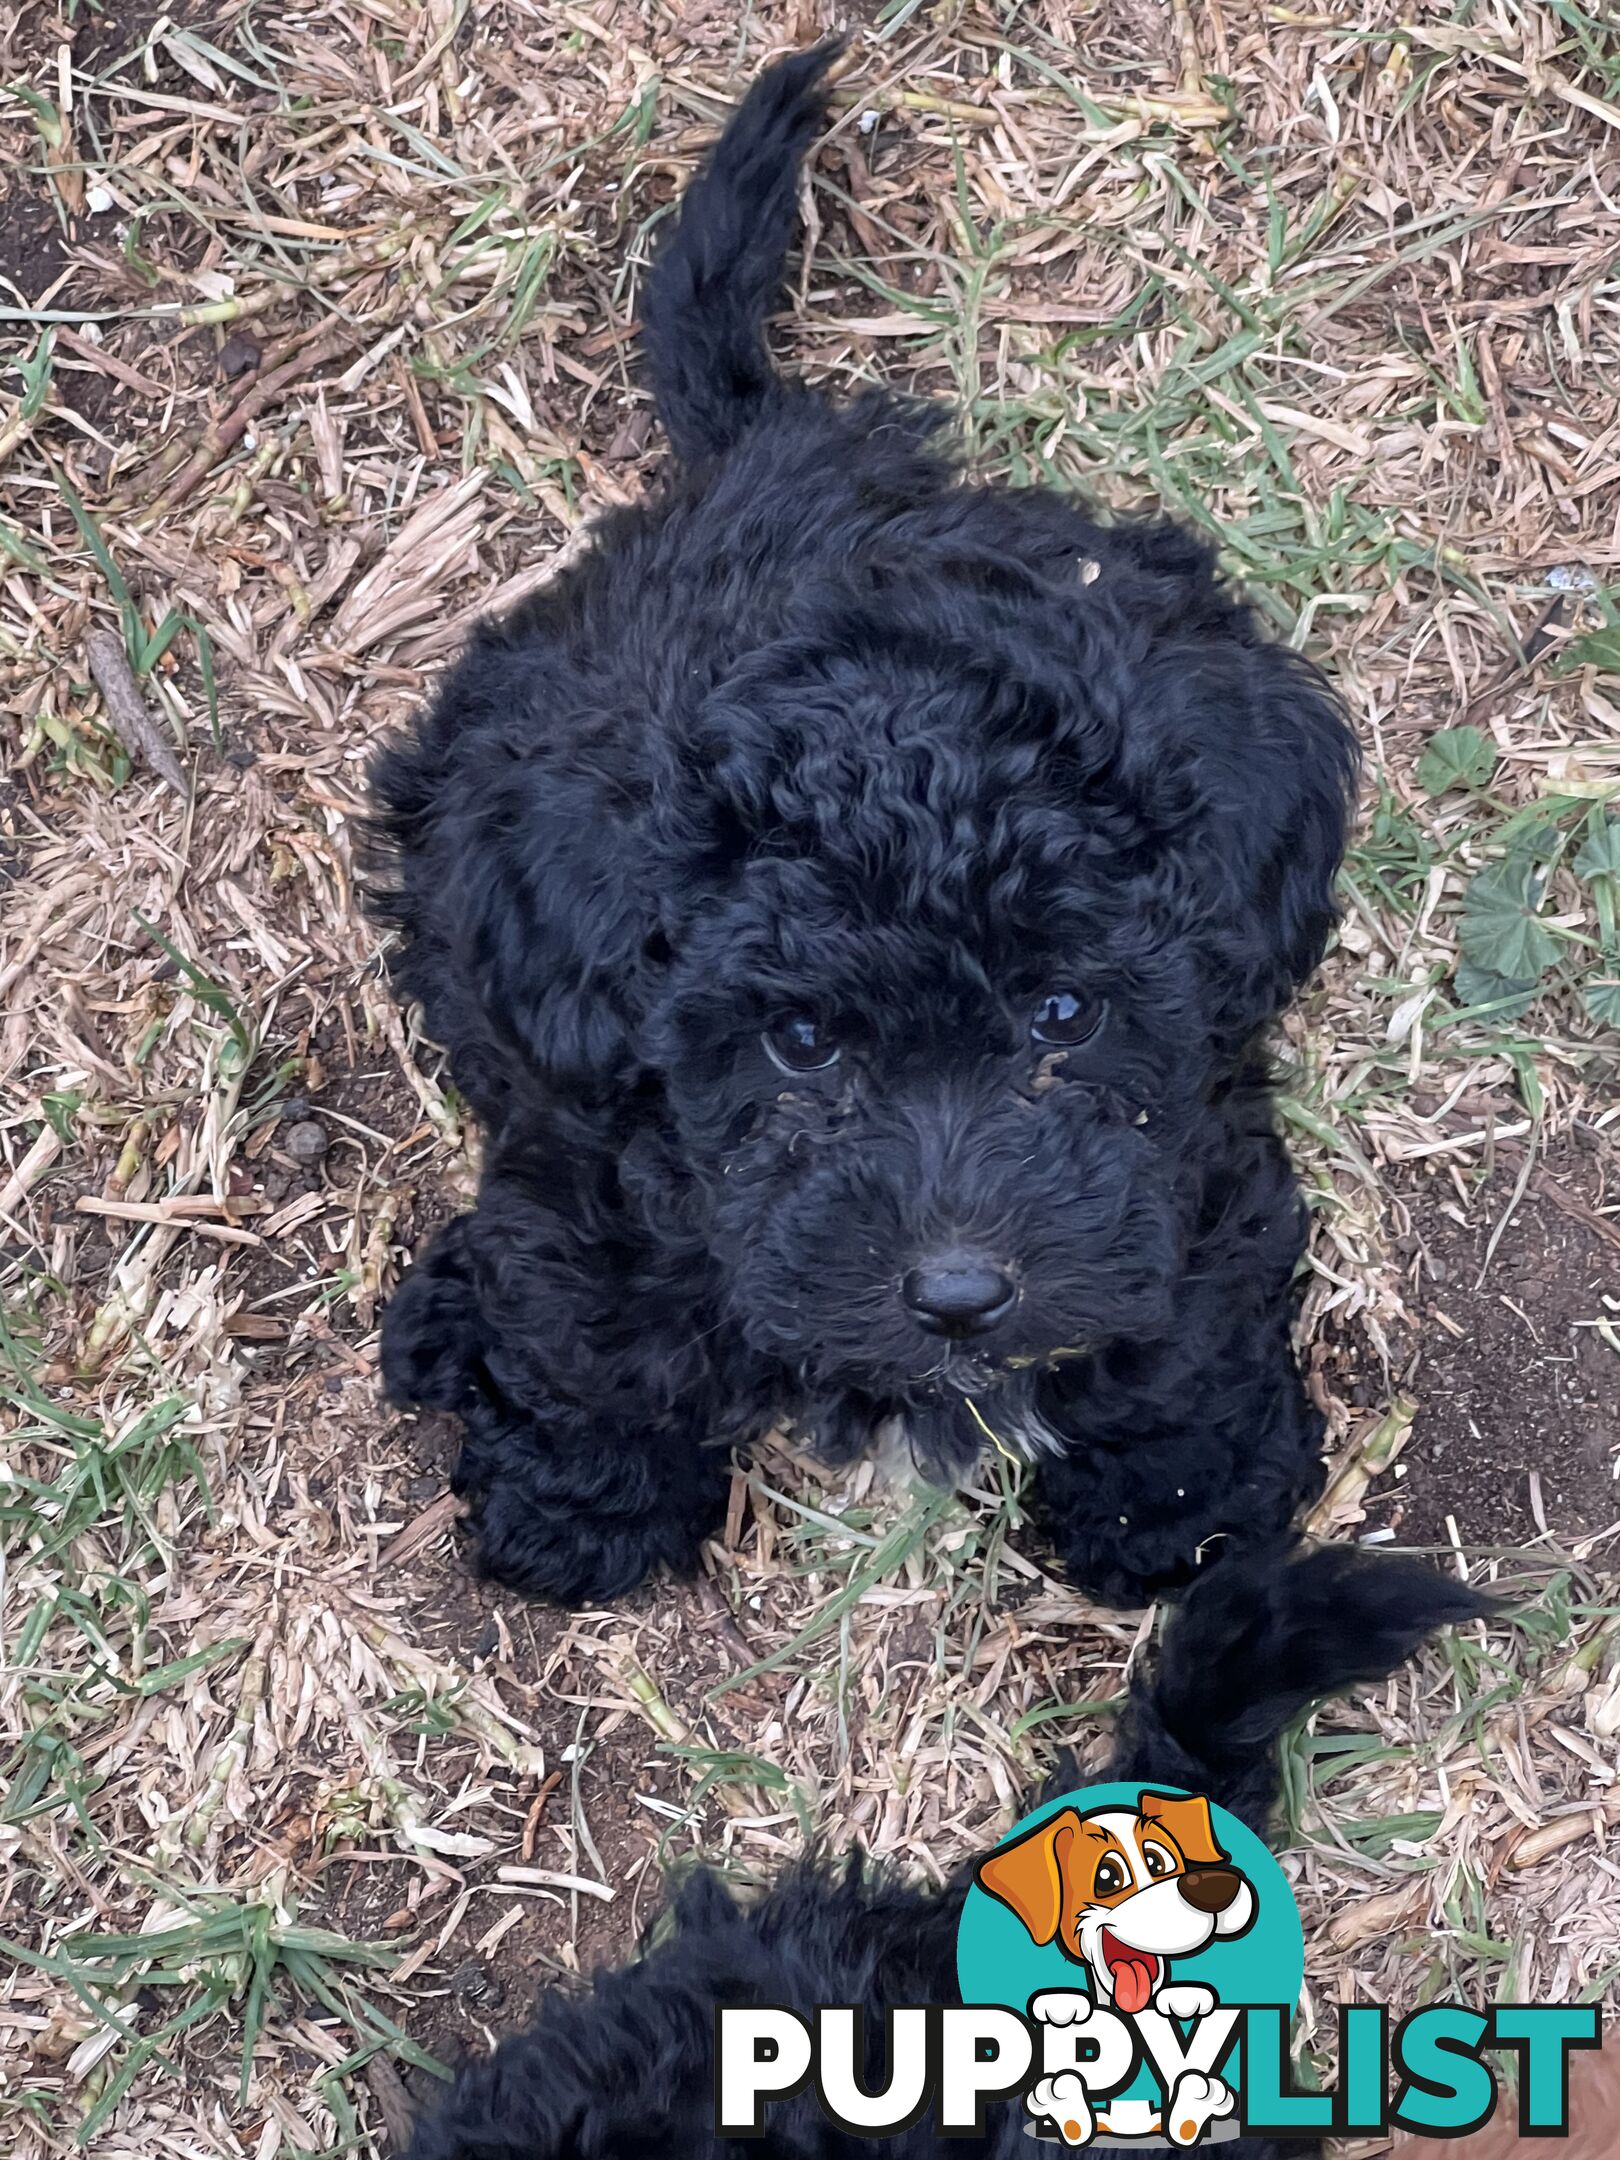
left=1109, top=1542, right=1498, bottom=1832
left=641, top=41, right=842, bottom=461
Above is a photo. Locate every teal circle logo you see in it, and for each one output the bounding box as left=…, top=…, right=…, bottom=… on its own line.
left=957, top=1783, right=1304, bottom=2146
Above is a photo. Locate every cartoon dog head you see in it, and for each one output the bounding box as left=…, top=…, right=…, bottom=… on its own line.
left=975, top=1791, right=1255, bottom=2015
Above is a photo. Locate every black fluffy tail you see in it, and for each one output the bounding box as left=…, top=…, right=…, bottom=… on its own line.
left=641, top=41, right=842, bottom=461
left=1111, top=1542, right=1498, bottom=1830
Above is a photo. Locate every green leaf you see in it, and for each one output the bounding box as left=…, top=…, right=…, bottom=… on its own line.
left=1563, top=625, right=1620, bottom=675
left=1458, top=855, right=1561, bottom=983
left=1452, top=959, right=1540, bottom=1022
left=1584, top=974, right=1620, bottom=1028
left=132, top=912, right=252, bottom=1058
left=41, top=1088, right=82, bottom=1144
left=7, top=83, right=66, bottom=147
left=1573, top=814, right=1620, bottom=883
left=136, top=606, right=185, bottom=677
left=1417, top=725, right=1495, bottom=795
left=53, top=468, right=132, bottom=612
left=15, top=328, right=54, bottom=419
left=0, top=517, right=46, bottom=573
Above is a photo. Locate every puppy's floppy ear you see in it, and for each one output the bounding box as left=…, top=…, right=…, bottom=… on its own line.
left=1138, top=1791, right=1227, bottom=1868
left=975, top=1808, right=1080, bottom=1946
left=1115, top=585, right=1360, bottom=1046
left=1209, top=641, right=1359, bottom=1040
left=463, top=773, right=653, bottom=1097
left=1192, top=641, right=1359, bottom=1045
left=370, top=667, right=659, bottom=1102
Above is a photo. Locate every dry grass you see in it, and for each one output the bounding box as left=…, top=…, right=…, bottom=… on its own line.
left=1, top=1, right=1618, bottom=2154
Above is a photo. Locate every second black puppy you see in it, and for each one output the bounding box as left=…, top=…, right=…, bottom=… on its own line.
left=405, top=1547, right=1492, bottom=2160
left=371, top=45, right=1359, bottom=1607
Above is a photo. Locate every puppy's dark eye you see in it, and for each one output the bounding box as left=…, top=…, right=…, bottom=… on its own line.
left=1031, top=990, right=1102, bottom=1047
left=1094, top=1856, right=1127, bottom=1896
left=1142, top=1843, right=1176, bottom=1879
left=764, top=1016, right=840, bottom=1075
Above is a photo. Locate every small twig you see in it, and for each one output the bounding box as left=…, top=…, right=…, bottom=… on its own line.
left=75, top=1196, right=261, bottom=1245
left=394, top=353, right=439, bottom=457
left=1463, top=594, right=1568, bottom=726
left=84, top=629, right=189, bottom=797
left=322, top=1588, right=547, bottom=1777
left=379, top=1489, right=466, bottom=1570
left=55, top=328, right=169, bottom=399
left=520, top=1770, right=563, bottom=1861
left=0, top=404, right=40, bottom=472
left=594, top=1640, right=692, bottom=1745
left=0, top=1125, right=63, bottom=1216
left=832, top=82, right=1230, bottom=133
left=1167, top=0, right=1206, bottom=99
left=324, top=1664, right=496, bottom=1860
left=157, top=229, right=418, bottom=328
left=495, top=1864, right=615, bottom=1901
left=109, top=320, right=325, bottom=507
left=698, top=1578, right=758, bottom=1671
left=1305, top=1397, right=1418, bottom=1534
left=141, top=316, right=368, bottom=517
left=1531, top=1168, right=1620, bottom=1255
left=82, top=1191, right=267, bottom=1220
left=1476, top=1128, right=1538, bottom=1289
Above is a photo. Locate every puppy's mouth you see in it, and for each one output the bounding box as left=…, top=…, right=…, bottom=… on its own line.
left=936, top=1350, right=1005, bottom=1395
left=1099, top=1930, right=1161, bottom=2015
left=925, top=1343, right=1092, bottom=1396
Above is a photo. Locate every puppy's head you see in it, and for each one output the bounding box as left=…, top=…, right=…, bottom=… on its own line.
left=977, top=1792, right=1255, bottom=2011
left=510, top=539, right=1352, bottom=1454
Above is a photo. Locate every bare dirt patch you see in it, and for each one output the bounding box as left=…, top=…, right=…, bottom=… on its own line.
left=1372, top=1139, right=1620, bottom=1555
left=0, top=181, right=70, bottom=310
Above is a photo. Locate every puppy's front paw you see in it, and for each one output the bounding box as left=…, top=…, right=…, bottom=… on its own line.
left=379, top=1216, right=484, bottom=1411
left=1029, top=1990, right=1096, bottom=2027
left=1165, top=2069, right=1235, bottom=2147
left=456, top=1401, right=731, bottom=1605
left=472, top=1470, right=713, bottom=1603
left=1028, top=2073, right=1093, bottom=2146
left=1155, top=1983, right=1217, bottom=2021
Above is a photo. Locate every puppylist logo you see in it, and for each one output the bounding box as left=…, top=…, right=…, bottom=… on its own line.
left=967, top=1782, right=1276, bottom=2145
left=715, top=1781, right=1601, bottom=2146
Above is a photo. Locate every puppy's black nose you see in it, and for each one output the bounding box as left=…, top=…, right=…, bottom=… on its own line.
left=902, top=1256, right=1016, bottom=1337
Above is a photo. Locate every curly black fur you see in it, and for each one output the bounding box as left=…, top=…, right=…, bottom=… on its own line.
left=404, top=1546, right=1494, bottom=2159
left=369, top=43, right=1359, bottom=1607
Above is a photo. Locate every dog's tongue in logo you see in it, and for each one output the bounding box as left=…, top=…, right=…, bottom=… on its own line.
left=1102, top=1932, right=1158, bottom=2016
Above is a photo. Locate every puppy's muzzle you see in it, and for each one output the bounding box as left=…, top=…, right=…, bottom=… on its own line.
left=1178, top=1867, right=1244, bottom=1915
left=902, top=1253, right=1017, bottom=1338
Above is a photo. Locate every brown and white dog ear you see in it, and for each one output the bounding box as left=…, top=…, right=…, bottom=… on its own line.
left=975, top=1808, right=1080, bottom=1946
left=1138, top=1791, right=1228, bottom=1868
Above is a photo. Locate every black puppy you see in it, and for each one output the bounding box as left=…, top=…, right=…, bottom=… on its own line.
left=370, top=44, right=1359, bottom=1607
left=404, top=1546, right=1491, bottom=2159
